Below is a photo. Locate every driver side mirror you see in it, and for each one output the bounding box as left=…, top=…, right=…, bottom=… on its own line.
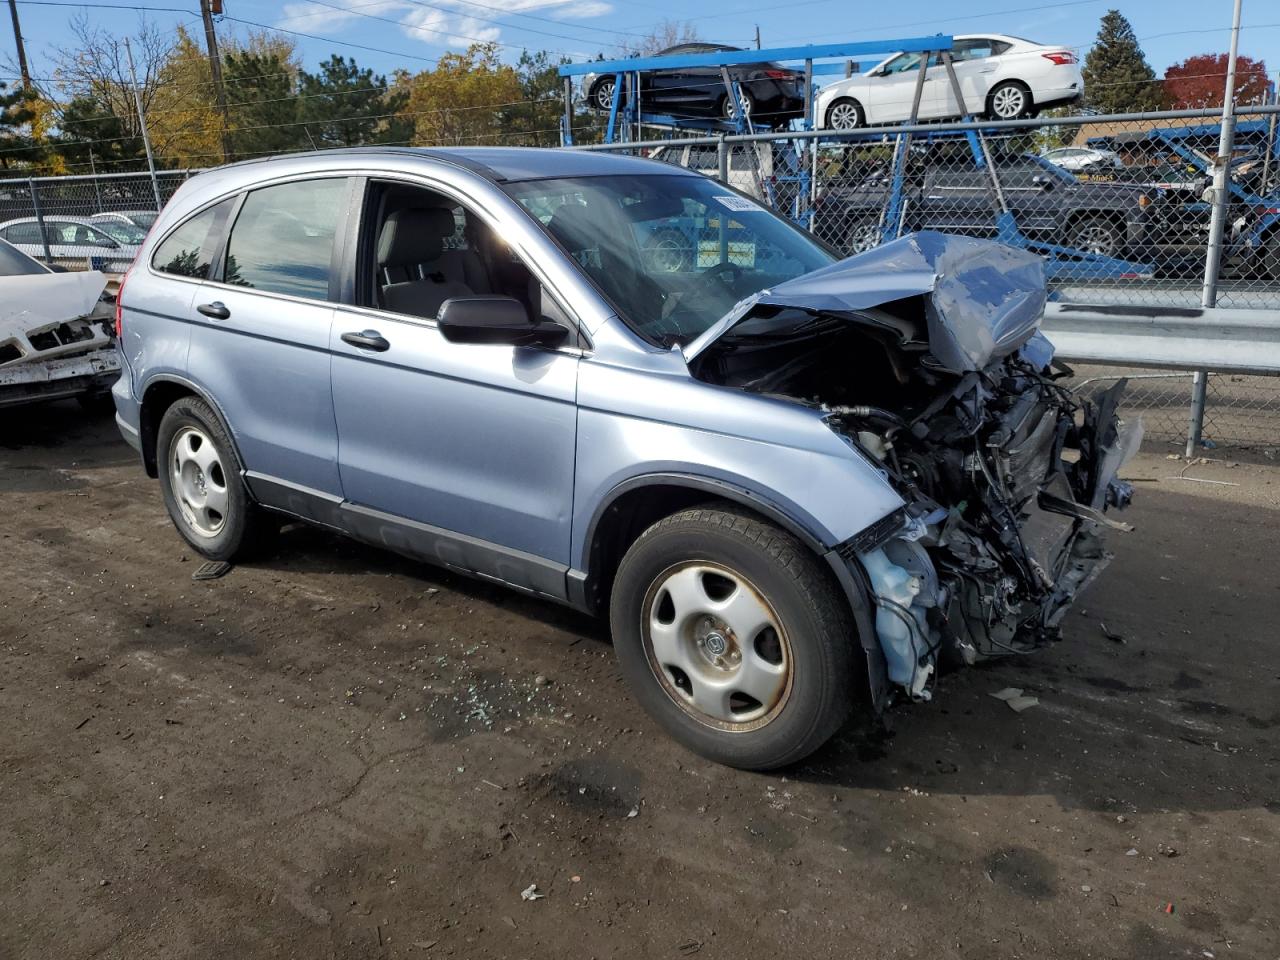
left=437, top=295, right=569, bottom=348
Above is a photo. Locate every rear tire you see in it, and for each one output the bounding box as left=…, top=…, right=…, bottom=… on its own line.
left=826, top=98, right=865, bottom=131
left=609, top=506, right=854, bottom=770
left=156, top=396, right=272, bottom=562
left=1067, top=214, right=1123, bottom=258
left=590, top=78, right=617, bottom=112
left=842, top=215, right=884, bottom=255
left=986, top=81, right=1033, bottom=120
left=721, top=92, right=755, bottom=122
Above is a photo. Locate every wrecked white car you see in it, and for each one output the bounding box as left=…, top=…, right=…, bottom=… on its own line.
left=0, top=237, right=120, bottom=409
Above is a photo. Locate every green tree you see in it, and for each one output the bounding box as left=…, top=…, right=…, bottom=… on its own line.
left=398, top=43, right=523, bottom=146
left=1082, top=10, right=1168, bottom=114
left=507, top=49, right=568, bottom=147
left=224, top=38, right=306, bottom=159
left=0, top=82, right=41, bottom=170
left=298, top=55, right=407, bottom=149
left=53, top=93, right=145, bottom=170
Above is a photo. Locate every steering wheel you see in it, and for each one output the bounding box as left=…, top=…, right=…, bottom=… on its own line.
left=698, top=261, right=745, bottom=287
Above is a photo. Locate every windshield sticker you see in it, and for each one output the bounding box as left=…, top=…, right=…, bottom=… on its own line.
left=713, top=195, right=758, bottom=212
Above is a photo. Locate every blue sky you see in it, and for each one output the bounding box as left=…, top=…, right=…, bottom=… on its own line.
left=4, top=0, right=1278, bottom=87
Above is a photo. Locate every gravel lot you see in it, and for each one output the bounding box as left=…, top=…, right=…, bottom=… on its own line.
left=2, top=402, right=1278, bottom=960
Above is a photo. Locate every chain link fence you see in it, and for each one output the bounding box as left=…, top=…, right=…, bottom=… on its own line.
left=2, top=107, right=1278, bottom=452
left=596, top=105, right=1280, bottom=453
left=0, top=170, right=194, bottom=274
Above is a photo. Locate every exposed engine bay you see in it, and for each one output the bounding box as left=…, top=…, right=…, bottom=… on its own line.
left=687, top=232, right=1140, bottom=704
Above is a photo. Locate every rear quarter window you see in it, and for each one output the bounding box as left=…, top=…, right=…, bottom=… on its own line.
left=152, top=198, right=235, bottom=279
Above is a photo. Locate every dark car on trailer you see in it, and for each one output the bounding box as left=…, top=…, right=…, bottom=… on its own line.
left=814, top=151, right=1161, bottom=261
left=582, top=43, right=806, bottom=127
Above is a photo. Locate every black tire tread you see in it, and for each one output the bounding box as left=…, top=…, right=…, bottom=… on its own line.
left=613, top=504, right=853, bottom=769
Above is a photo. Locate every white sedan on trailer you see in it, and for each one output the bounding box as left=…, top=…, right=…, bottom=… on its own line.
left=816, top=35, right=1082, bottom=131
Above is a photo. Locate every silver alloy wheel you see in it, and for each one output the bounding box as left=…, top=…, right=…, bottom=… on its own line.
left=723, top=92, right=753, bottom=120
left=827, top=100, right=861, bottom=130
left=594, top=79, right=616, bottom=111
left=170, top=425, right=229, bottom=539
left=640, top=561, right=792, bottom=731
left=846, top=220, right=883, bottom=254
left=990, top=84, right=1027, bottom=119
left=1073, top=222, right=1120, bottom=256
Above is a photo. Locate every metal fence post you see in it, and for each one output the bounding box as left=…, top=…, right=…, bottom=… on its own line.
left=1187, top=0, right=1243, bottom=458
left=716, top=134, right=728, bottom=184
left=27, top=178, right=51, bottom=262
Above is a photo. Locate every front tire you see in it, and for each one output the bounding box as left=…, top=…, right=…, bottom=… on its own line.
left=609, top=506, right=854, bottom=770
left=156, top=396, right=270, bottom=562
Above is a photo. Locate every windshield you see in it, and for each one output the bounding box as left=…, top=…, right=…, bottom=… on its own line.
left=0, top=238, right=48, bottom=276
left=504, top=174, right=835, bottom=345
left=93, top=219, right=146, bottom=244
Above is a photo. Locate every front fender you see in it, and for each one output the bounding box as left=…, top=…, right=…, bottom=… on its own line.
left=571, top=363, right=905, bottom=571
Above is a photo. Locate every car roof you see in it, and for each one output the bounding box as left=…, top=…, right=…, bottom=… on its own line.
left=660, top=43, right=741, bottom=54
left=206, top=146, right=698, bottom=186
left=0, top=214, right=107, bottom=226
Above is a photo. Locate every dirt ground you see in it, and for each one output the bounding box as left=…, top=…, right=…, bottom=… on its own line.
left=2, top=402, right=1278, bottom=960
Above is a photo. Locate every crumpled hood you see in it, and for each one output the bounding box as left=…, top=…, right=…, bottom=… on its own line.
left=683, top=231, right=1049, bottom=373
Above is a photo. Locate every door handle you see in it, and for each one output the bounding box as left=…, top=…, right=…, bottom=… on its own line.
left=341, top=330, right=391, bottom=352
left=196, top=301, right=230, bottom=320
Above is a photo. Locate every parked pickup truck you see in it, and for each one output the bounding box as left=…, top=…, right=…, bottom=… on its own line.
left=813, top=151, right=1160, bottom=262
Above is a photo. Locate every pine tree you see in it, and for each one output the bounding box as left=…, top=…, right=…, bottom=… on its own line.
left=1082, top=10, right=1168, bottom=114
left=224, top=45, right=306, bottom=159
left=0, top=82, right=41, bottom=170
left=298, top=55, right=406, bottom=149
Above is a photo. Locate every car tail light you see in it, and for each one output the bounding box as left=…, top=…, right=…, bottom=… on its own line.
left=762, top=69, right=797, bottom=80
left=114, top=268, right=130, bottom=339
left=1042, top=51, right=1077, bottom=65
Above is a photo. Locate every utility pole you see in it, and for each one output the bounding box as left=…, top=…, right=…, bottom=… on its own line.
left=6, top=0, right=31, bottom=90
left=124, top=36, right=163, bottom=210
left=199, top=0, right=230, bottom=163
left=754, top=25, right=761, bottom=50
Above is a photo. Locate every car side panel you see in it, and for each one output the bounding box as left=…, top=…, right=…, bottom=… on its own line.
left=570, top=357, right=905, bottom=573
left=116, top=269, right=200, bottom=409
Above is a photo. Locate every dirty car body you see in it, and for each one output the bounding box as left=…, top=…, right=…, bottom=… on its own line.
left=113, top=148, right=1134, bottom=768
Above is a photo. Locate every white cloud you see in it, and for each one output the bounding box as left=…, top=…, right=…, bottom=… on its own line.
left=277, top=0, right=412, bottom=34
left=400, top=6, right=502, bottom=47
left=275, top=0, right=616, bottom=50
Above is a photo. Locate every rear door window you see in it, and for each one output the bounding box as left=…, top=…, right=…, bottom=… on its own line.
left=222, top=178, right=348, bottom=299
left=152, top=198, right=235, bottom=279
left=2, top=222, right=42, bottom=244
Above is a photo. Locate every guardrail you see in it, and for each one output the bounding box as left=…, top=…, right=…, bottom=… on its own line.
left=1043, top=302, right=1280, bottom=455
left=1042, top=303, right=1280, bottom=374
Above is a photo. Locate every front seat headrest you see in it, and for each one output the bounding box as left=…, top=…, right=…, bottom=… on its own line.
left=377, top=207, right=457, bottom=268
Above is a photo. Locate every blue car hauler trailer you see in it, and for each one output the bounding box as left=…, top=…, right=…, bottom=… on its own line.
left=558, top=38, right=1154, bottom=281
left=556, top=37, right=957, bottom=143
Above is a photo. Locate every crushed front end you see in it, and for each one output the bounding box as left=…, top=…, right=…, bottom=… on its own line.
left=687, top=232, right=1140, bottom=705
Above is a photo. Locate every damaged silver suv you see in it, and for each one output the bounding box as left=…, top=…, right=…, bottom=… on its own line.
left=112, top=147, right=1137, bottom=769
